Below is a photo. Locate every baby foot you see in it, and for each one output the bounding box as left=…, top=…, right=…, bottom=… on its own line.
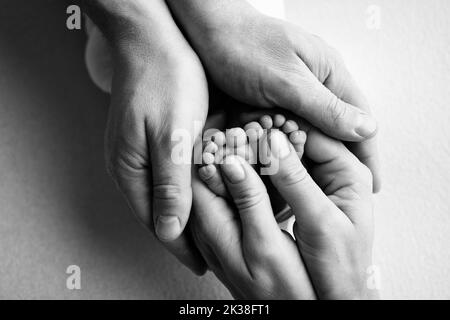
left=245, top=114, right=307, bottom=164
left=199, top=114, right=307, bottom=222
left=199, top=127, right=253, bottom=198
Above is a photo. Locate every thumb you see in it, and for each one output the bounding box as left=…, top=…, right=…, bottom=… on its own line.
left=150, top=131, right=193, bottom=243
left=265, top=131, right=343, bottom=232
left=219, top=155, right=282, bottom=242
left=274, top=68, right=377, bottom=142
left=105, top=119, right=206, bottom=275
left=149, top=130, right=210, bottom=275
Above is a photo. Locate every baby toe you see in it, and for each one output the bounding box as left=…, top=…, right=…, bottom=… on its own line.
left=226, top=127, right=247, bottom=148
left=211, top=131, right=226, bottom=146
left=282, top=120, right=299, bottom=134
left=204, top=141, right=219, bottom=154
left=259, top=115, right=273, bottom=129
left=289, top=130, right=307, bottom=157
left=273, top=114, right=286, bottom=128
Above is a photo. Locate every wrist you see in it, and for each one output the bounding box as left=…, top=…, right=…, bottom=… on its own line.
left=166, top=0, right=261, bottom=47
left=84, top=0, right=193, bottom=63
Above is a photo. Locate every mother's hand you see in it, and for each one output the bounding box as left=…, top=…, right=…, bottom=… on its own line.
left=191, top=155, right=315, bottom=299
left=192, top=128, right=378, bottom=299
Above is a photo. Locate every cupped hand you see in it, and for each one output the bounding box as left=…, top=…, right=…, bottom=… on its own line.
left=266, top=128, right=377, bottom=299
left=192, top=118, right=378, bottom=299
left=85, top=0, right=209, bottom=274
left=166, top=0, right=381, bottom=191
left=191, top=154, right=315, bottom=299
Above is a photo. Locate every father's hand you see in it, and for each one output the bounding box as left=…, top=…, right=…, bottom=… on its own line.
left=166, top=0, right=381, bottom=191
left=84, top=0, right=208, bottom=274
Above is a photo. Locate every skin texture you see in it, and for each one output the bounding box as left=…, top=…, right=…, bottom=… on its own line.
left=193, top=115, right=379, bottom=299
left=167, top=0, right=381, bottom=192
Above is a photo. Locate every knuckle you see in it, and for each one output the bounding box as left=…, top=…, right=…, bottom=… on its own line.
left=322, top=42, right=345, bottom=70
left=233, top=188, right=267, bottom=212
left=153, top=183, right=191, bottom=216
left=104, top=145, right=146, bottom=182
left=104, top=151, right=124, bottom=182
left=328, top=45, right=345, bottom=64
left=324, top=95, right=347, bottom=128
left=279, top=163, right=309, bottom=187
left=153, top=183, right=184, bottom=201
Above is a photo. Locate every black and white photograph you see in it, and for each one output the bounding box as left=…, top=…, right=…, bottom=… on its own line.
left=0, top=0, right=448, bottom=302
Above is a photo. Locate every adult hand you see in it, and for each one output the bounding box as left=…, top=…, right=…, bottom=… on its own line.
left=166, top=0, right=381, bottom=191
left=192, top=126, right=378, bottom=299
left=267, top=129, right=377, bottom=299
left=191, top=155, right=316, bottom=299
left=84, top=0, right=208, bottom=274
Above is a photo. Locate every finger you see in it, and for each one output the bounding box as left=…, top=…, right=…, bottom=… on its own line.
left=303, top=129, right=373, bottom=225
left=105, top=117, right=206, bottom=275
left=274, top=67, right=378, bottom=143
left=191, top=172, right=246, bottom=275
left=339, top=76, right=381, bottom=192
left=219, top=155, right=283, bottom=250
left=348, top=138, right=381, bottom=193
left=151, top=147, right=209, bottom=275
left=265, top=130, right=344, bottom=232
left=319, top=53, right=381, bottom=192
left=150, top=134, right=193, bottom=243
left=305, top=129, right=371, bottom=185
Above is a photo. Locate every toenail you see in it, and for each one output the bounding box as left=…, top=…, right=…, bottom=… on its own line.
left=282, top=120, right=298, bottom=133
left=204, top=142, right=218, bottom=153
left=212, top=132, right=226, bottom=145
left=289, top=131, right=307, bottom=144
left=273, top=114, right=286, bottom=127
left=226, top=128, right=247, bottom=147
left=260, top=115, right=273, bottom=129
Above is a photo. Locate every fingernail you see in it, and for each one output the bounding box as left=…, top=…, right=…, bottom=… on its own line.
left=355, top=114, right=378, bottom=138
left=222, top=156, right=246, bottom=183
left=270, top=131, right=291, bottom=159
left=156, top=216, right=181, bottom=241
